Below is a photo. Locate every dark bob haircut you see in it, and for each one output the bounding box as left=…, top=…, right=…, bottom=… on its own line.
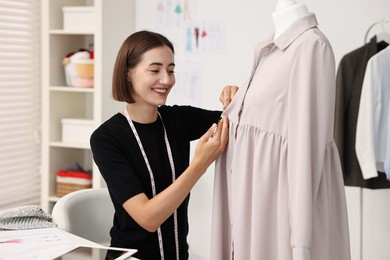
left=112, top=30, right=175, bottom=103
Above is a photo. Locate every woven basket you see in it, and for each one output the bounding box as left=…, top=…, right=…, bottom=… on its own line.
left=56, top=182, right=92, bottom=197
left=76, top=62, right=94, bottom=78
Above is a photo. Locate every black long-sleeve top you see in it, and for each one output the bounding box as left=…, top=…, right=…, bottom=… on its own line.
left=90, top=105, right=221, bottom=259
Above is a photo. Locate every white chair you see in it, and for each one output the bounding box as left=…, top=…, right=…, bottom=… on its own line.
left=52, top=188, right=114, bottom=246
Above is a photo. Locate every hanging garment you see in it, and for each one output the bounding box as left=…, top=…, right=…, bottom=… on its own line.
left=211, top=14, right=350, bottom=260
left=356, top=46, right=390, bottom=179
left=335, top=37, right=390, bottom=188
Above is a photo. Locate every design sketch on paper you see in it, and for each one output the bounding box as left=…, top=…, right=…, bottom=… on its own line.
left=155, top=0, right=197, bottom=29
left=184, top=20, right=226, bottom=53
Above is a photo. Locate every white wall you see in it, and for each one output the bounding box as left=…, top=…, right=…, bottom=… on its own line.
left=135, top=1, right=390, bottom=259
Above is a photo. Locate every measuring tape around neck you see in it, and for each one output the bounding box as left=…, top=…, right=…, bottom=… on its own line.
left=124, top=109, right=180, bottom=260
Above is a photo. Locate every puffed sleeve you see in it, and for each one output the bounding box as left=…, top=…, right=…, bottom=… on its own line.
left=287, top=37, right=336, bottom=260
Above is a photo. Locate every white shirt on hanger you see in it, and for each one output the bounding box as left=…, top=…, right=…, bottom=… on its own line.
left=355, top=45, right=390, bottom=179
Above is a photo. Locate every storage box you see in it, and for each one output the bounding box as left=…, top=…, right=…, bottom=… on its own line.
left=56, top=171, right=92, bottom=197
left=62, top=6, right=95, bottom=32
left=61, top=118, right=94, bottom=144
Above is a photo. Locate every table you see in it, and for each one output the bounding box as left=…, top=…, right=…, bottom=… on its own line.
left=0, top=227, right=138, bottom=260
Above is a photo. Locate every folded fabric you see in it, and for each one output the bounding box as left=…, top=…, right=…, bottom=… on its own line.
left=56, top=176, right=92, bottom=185
left=0, top=205, right=57, bottom=230
left=57, top=170, right=92, bottom=179
left=57, top=161, right=92, bottom=180
left=56, top=162, right=93, bottom=197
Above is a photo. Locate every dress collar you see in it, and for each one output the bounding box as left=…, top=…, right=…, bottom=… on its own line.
left=273, top=13, right=319, bottom=50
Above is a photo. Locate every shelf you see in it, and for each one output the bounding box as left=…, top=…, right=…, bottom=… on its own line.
left=50, top=141, right=91, bottom=149
left=48, top=196, right=60, bottom=203
left=50, top=29, right=94, bottom=35
left=41, top=0, right=135, bottom=213
left=50, top=86, right=95, bottom=93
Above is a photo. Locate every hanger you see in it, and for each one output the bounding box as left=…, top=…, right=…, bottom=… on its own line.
left=364, top=19, right=390, bottom=44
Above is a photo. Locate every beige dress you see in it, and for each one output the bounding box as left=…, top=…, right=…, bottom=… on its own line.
left=211, top=14, right=351, bottom=260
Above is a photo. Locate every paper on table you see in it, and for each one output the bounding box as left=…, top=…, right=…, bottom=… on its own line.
left=0, top=227, right=88, bottom=260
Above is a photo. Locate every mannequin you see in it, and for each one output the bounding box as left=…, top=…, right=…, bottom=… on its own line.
left=210, top=1, right=352, bottom=259
left=272, top=0, right=309, bottom=39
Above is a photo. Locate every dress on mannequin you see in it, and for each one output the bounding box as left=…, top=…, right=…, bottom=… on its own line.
left=210, top=4, right=351, bottom=260
left=272, top=0, right=309, bottom=39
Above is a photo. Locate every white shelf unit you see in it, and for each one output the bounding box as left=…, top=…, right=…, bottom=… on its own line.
left=41, top=0, right=135, bottom=212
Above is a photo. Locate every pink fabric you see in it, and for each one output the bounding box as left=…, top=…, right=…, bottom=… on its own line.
left=211, top=14, right=351, bottom=260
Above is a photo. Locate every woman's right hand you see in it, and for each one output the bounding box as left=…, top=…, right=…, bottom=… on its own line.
left=192, top=116, right=229, bottom=171
left=220, top=85, right=239, bottom=109
left=122, top=116, right=229, bottom=232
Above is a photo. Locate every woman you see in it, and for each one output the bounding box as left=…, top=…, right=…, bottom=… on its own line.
left=90, top=30, right=235, bottom=260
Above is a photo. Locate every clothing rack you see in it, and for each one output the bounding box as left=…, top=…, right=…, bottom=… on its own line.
left=359, top=188, right=363, bottom=260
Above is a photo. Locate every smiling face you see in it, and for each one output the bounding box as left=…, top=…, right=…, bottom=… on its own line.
left=128, top=45, right=175, bottom=107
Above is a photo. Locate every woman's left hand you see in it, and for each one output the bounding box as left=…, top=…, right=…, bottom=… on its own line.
left=220, top=85, right=239, bottom=110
